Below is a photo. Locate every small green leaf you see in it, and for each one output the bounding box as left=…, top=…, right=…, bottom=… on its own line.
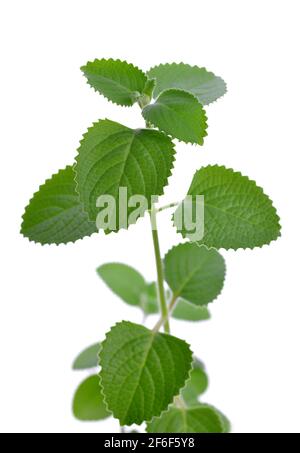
left=175, top=165, right=281, bottom=250
left=181, top=360, right=208, bottom=405
left=147, top=404, right=226, bottom=433
left=164, top=243, right=225, bottom=306
left=73, top=343, right=100, bottom=370
left=97, top=263, right=159, bottom=314
left=81, top=58, right=147, bottom=106
left=172, top=300, right=210, bottom=322
left=72, top=375, right=110, bottom=421
left=97, top=263, right=147, bottom=307
left=147, top=63, right=227, bottom=105
left=99, top=321, right=193, bottom=425
left=21, top=166, right=97, bottom=245
left=142, top=89, right=207, bottom=145
left=75, top=119, right=175, bottom=230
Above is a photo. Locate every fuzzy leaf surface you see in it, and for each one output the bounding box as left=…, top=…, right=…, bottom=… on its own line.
left=142, top=89, right=207, bottom=145
left=75, top=120, right=174, bottom=230
left=174, top=165, right=281, bottom=249
left=21, top=166, right=97, bottom=245
left=147, top=63, right=226, bottom=105
left=73, top=343, right=101, bottom=370
left=164, top=243, right=225, bottom=306
left=147, top=404, right=226, bottom=433
left=81, top=59, right=147, bottom=106
left=72, top=375, right=110, bottom=421
left=99, top=321, right=193, bottom=425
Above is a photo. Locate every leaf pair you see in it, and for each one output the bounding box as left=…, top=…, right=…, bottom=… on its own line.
left=81, top=59, right=226, bottom=108
left=81, top=59, right=226, bottom=144
left=97, top=261, right=211, bottom=321
left=21, top=120, right=175, bottom=243
left=21, top=162, right=281, bottom=251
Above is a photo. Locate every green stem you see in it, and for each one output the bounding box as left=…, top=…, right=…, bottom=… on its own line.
left=149, top=207, right=170, bottom=334
left=156, top=201, right=179, bottom=213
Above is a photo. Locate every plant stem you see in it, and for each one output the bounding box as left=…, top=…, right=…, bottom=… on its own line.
left=156, top=201, right=179, bottom=213
left=153, top=294, right=178, bottom=332
left=149, top=207, right=170, bottom=334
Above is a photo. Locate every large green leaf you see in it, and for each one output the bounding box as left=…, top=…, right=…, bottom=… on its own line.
left=164, top=243, right=225, bottom=306
left=181, top=360, right=208, bottom=405
left=172, top=300, right=210, bottom=322
left=73, top=343, right=100, bottom=370
left=72, top=375, right=110, bottom=421
left=75, top=119, right=175, bottom=230
left=147, top=404, right=227, bottom=433
left=21, top=166, right=97, bottom=245
left=142, top=89, right=207, bottom=145
left=81, top=58, right=147, bottom=106
left=99, top=321, right=193, bottom=425
left=174, top=165, right=281, bottom=250
left=147, top=63, right=227, bottom=105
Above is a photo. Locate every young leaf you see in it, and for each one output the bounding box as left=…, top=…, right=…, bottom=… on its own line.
left=147, top=404, right=227, bottom=433
left=75, top=119, right=175, bottom=230
left=72, top=375, right=110, bottom=421
left=21, top=166, right=97, bottom=245
left=172, top=300, right=210, bottom=322
left=147, top=63, right=227, bottom=105
left=72, top=343, right=100, bottom=370
left=97, top=263, right=147, bottom=307
left=142, top=89, right=207, bottom=145
left=174, top=165, right=281, bottom=250
left=99, top=321, right=193, bottom=425
left=81, top=59, right=147, bottom=106
left=164, top=243, right=225, bottom=306
left=180, top=360, right=208, bottom=405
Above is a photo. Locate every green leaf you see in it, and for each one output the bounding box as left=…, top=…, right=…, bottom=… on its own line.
left=172, top=300, right=210, bottom=322
left=174, top=165, right=281, bottom=250
left=147, top=404, right=226, bottom=433
left=21, top=166, right=97, bottom=245
left=99, top=321, right=193, bottom=425
left=181, top=360, right=208, bottom=405
left=142, top=89, right=207, bottom=145
left=75, top=119, right=175, bottom=230
left=73, top=343, right=100, bottom=370
left=164, top=243, right=225, bottom=306
left=72, top=375, right=110, bottom=421
left=147, top=63, right=227, bottom=105
left=97, top=263, right=146, bottom=307
left=141, top=282, right=160, bottom=315
left=97, top=263, right=159, bottom=314
left=81, top=58, right=147, bottom=106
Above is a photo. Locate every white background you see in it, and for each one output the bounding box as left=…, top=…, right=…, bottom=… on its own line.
left=0, top=0, right=299, bottom=433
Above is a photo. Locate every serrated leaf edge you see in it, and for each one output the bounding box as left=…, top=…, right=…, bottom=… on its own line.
left=174, top=164, right=282, bottom=251
left=98, top=321, right=193, bottom=426
left=74, top=119, right=176, bottom=232
left=20, top=165, right=99, bottom=246
left=142, top=88, right=208, bottom=146
left=164, top=242, right=226, bottom=306
left=147, top=62, right=227, bottom=106
left=81, top=58, right=147, bottom=107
